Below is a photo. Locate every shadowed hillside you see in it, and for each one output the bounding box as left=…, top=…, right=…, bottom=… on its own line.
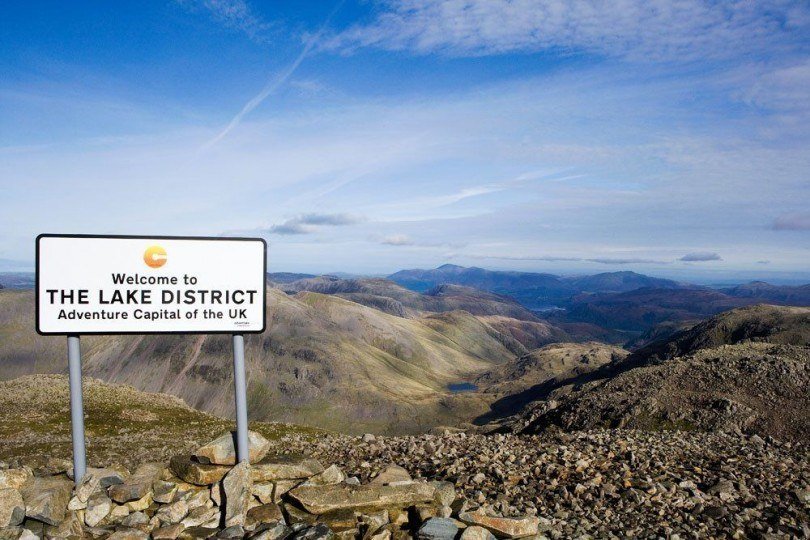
left=0, top=288, right=523, bottom=434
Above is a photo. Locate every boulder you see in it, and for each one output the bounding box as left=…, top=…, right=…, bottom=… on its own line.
left=75, top=467, right=126, bottom=503
left=429, top=482, right=456, bottom=507
left=171, top=455, right=230, bottom=486
left=109, top=463, right=163, bottom=503
left=84, top=492, right=113, bottom=527
left=156, top=499, right=189, bottom=525
left=246, top=502, right=284, bottom=528
left=152, top=523, right=186, bottom=539
left=302, top=465, right=345, bottom=487
left=153, top=480, right=179, bottom=504
left=371, top=465, right=411, bottom=486
left=288, top=482, right=436, bottom=514
left=294, top=523, right=335, bottom=540
left=181, top=506, right=220, bottom=528
left=252, top=457, right=325, bottom=482
left=458, top=509, right=539, bottom=538
left=460, top=526, right=497, bottom=540
left=193, top=431, right=272, bottom=466
left=20, top=475, right=72, bottom=525
left=217, top=525, right=246, bottom=538
left=223, top=461, right=253, bottom=527
left=0, top=488, right=25, bottom=527
left=0, top=470, right=32, bottom=490
left=253, top=483, right=275, bottom=504
left=251, top=521, right=293, bottom=540
left=416, top=518, right=460, bottom=540
left=42, top=510, right=84, bottom=538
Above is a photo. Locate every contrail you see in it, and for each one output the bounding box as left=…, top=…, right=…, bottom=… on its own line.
left=201, top=1, right=343, bottom=150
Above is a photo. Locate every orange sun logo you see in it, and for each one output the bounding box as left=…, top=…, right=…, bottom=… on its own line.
left=143, top=245, right=167, bottom=268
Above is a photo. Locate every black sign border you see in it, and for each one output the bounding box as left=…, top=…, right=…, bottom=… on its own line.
left=35, top=234, right=267, bottom=336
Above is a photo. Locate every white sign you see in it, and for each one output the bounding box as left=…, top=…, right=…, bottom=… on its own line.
left=36, top=235, right=266, bottom=335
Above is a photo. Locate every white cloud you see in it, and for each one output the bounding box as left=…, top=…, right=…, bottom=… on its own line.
left=381, top=234, right=414, bottom=246
left=266, top=213, right=364, bottom=235
left=323, top=0, right=810, bottom=62
left=680, top=252, right=722, bottom=262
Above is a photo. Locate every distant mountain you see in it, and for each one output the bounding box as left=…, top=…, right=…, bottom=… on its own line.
left=0, top=272, right=34, bottom=289
left=546, top=287, right=757, bottom=332
left=721, top=281, right=810, bottom=305
left=562, top=271, right=684, bottom=293
left=278, top=276, right=541, bottom=323
left=389, top=265, right=574, bottom=309
left=267, top=272, right=317, bottom=284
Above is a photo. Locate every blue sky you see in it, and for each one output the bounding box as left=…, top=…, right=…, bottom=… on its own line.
left=1, top=1, right=809, bottom=281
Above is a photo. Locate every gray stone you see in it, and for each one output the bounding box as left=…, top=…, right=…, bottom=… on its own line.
left=371, top=465, right=411, bottom=485
left=156, top=499, right=189, bottom=525
left=294, top=523, right=335, bottom=540
left=170, top=455, right=230, bottom=486
left=84, top=492, right=113, bottom=527
left=430, top=482, right=456, bottom=507
left=20, top=475, right=72, bottom=525
left=194, top=431, right=272, bottom=466
left=246, top=502, right=284, bottom=528
left=417, top=518, right=460, bottom=540
left=121, top=511, right=151, bottom=528
left=181, top=506, right=221, bottom=528
left=223, top=461, right=253, bottom=527
left=153, top=480, right=179, bottom=504
left=251, top=521, right=293, bottom=540
left=0, top=488, right=25, bottom=527
left=218, top=525, right=246, bottom=538
left=252, top=457, right=325, bottom=482
left=109, top=462, right=163, bottom=503
left=152, top=523, right=185, bottom=539
left=288, top=482, right=436, bottom=514
left=107, top=530, right=150, bottom=540
left=302, top=465, right=345, bottom=486
left=75, top=467, right=126, bottom=504
left=460, top=526, right=496, bottom=540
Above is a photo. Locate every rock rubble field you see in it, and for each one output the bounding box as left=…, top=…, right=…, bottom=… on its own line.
left=1, top=427, right=808, bottom=539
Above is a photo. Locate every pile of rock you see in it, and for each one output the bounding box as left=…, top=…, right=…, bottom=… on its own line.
left=0, top=431, right=542, bottom=539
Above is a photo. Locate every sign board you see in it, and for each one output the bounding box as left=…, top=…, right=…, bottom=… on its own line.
left=36, top=234, right=267, bottom=335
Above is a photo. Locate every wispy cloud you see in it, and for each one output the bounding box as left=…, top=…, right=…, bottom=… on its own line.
left=266, top=213, right=363, bottom=235
left=680, top=252, right=722, bottom=262
left=201, top=1, right=343, bottom=150
left=772, top=212, right=810, bottom=231
left=181, top=0, right=273, bottom=43
left=381, top=234, right=414, bottom=246
left=323, top=0, right=810, bottom=62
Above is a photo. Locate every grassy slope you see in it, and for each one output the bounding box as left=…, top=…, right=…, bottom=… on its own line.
left=0, top=374, right=324, bottom=469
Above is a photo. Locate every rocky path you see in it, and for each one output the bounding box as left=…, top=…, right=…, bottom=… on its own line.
left=1, top=428, right=807, bottom=539
left=280, top=429, right=810, bottom=539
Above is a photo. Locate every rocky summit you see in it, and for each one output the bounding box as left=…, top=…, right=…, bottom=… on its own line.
left=2, top=427, right=807, bottom=539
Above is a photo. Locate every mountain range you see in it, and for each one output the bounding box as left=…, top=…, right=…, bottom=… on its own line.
left=0, top=264, right=808, bottom=440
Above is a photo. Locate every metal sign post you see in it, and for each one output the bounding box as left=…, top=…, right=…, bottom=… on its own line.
left=67, top=335, right=87, bottom=485
left=232, top=334, right=250, bottom=463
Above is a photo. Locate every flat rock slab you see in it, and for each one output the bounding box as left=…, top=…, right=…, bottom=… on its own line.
left=288, top=482, right=435, bottom=514
left=109, top=463, right=163, bottom=503
left=252, top=457, right=325, bottom=483
left=170, top=455, right=230, bottom=486
left=223, top=461, right=252, bottom=527
left=370, top=465, right=411, bottom=486
left=417, top=518, right=460, bottom=540
left=193, top=430, right=272, bottom=466
left=20, top=475, right=72, bottom=525
left=458, top=510, right=539, bottom=539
